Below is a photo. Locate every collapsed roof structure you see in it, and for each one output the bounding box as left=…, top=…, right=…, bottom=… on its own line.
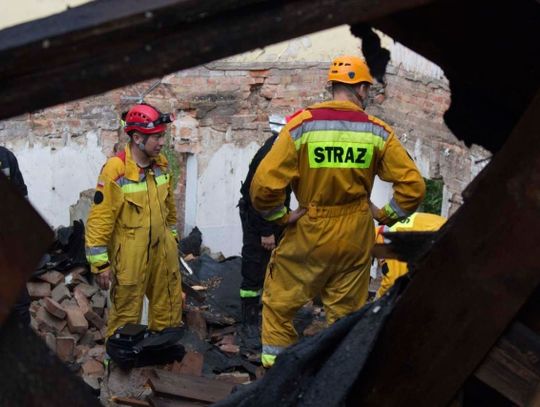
left=0, top=0, right=539, bottom=405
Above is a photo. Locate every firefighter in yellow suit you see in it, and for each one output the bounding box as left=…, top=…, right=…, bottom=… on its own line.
left=86, top=103, right=182, bottom=338
left=250, top=56, right=426, bottom=368
left=375, top=212, right=447, bottom=298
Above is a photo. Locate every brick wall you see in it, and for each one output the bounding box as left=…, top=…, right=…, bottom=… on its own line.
left=0, top=61, right=488, bottom=234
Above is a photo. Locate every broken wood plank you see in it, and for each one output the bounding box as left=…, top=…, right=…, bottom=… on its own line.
left=0, top=0, right=435, bottom=120
left=111, top=396, right=151, bottom=407
left=112, top=396, right=151, bottom=407
left=352, top=90, right=540, bottom=406
left=148, top=369, right=234, bottom=403
left=148, top=395, right=209, bottom=407
left=475, top=322, right=540, bottom=406
left=0, top=173, right=53, bottom=325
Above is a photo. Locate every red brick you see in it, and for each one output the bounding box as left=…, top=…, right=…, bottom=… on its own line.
left=75, top=283, right=99, bottom=298
left=65, top=306, right=89, bottom=335
left=44, top=297, right=67, bottom=319
left=38, top=270, right=65, bottom=286
left=75, top=345, right=90, bottom=363
left=51, top=283, right=71, bottom=303
left=88, top=345, right=106, bottom=363
left=82, top=359, right=104, bottom=377
left=171, top=351, right=203, bottom=376
left=56, top=336, right=76, bottom=362
left=36, top=307, right=67, bottom=334
left=91, top=292, right=106, bottom=316
left=27, top=282, right=51, bottom=299
left=79, top=330, right=96, bottom=347
left=73, top=286, right=91, bottom=314
left=84, top=309, right=105, bottom=329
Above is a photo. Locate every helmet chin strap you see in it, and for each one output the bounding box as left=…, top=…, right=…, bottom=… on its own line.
left=136, top=136, right=151, bottom=157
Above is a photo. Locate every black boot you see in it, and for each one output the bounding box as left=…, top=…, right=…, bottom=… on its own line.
left=239, top=296, right=262, bottom=353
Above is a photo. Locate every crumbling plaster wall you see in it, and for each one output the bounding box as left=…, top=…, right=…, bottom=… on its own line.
left=0, top=25, right=488, bottom=256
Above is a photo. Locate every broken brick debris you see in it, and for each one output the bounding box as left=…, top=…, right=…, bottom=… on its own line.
left=27, top=281, right=51, bottom=299
left=36, top=307, right=67, bottom=334
left=170, top=351, right=204, bottom=377
left=65, top=305, right=89, bottom=335
left=51, top=283, right=71, bottom=303
left=44, top=297, right=67, bottom=319
left=73, top=286, right=91, bottom=313
left=82, top=358, right=105, bottom=377
left=38, top=270, right=65, bottom=286
left=56, top=336, right=76, bottom=362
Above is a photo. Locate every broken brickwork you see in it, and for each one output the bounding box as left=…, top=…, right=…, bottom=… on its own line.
left=0, top=61, right=487, bottom=231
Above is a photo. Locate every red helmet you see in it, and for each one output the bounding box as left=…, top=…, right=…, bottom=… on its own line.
left=124, top=104, right=174, bottom=135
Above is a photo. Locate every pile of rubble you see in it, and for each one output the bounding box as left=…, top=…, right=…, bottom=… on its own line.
left=28, top=266, right=108, bottom=393
left=25, top=224, right=328, bottom=405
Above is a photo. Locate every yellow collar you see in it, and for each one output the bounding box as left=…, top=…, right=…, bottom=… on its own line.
left=124, top=143, right=168, bottom=182
left=308, top=100, right=364, bottom=112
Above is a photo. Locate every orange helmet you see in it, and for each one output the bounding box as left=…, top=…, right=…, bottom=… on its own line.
left=328, top=56, right=374, bottom=85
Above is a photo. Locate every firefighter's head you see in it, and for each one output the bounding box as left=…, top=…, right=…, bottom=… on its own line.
left=122, top=104, right=174, bottom=157
left=328, top=56, right=374, bottom=109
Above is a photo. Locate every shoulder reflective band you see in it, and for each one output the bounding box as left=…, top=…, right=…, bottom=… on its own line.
left=308, top=141, right=374, bottom=169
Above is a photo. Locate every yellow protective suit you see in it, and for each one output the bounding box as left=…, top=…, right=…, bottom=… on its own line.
left=86, top=144, right=182, bottom=338
left=376, top=212, right=446, bottom=298
left=250, top=100, right=425, bottom=367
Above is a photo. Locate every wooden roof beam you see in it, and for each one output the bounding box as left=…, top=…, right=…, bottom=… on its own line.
left=0, top=0, right=435, bottom=120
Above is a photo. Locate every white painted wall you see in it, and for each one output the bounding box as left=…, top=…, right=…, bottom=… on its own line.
left=196, top=143, right=260, bottom=256
left=10, top=132, right=106, bottom=227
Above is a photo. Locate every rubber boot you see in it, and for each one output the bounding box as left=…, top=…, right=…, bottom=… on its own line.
left=239, top=296, right=262, bottom=353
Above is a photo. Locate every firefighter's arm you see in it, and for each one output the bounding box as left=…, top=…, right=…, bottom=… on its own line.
left=250, top=129, right=299, bottom=225
left=85, top=160, right=123, bottom=274
left=376, top=133, right=425, bottom=225
left=165, top=170, right=179, bottom=241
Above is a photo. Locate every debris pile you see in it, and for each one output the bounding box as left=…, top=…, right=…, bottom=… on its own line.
left=28, top=265, right=108, bottom=393
left=28, top=221, right=107, bottom=393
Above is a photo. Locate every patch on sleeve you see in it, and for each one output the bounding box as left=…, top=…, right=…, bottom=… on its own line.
left=94, top=191, right=104, bottom=204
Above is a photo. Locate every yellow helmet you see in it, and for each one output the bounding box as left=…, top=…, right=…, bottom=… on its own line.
left=328, top=56, right=374, bottom=85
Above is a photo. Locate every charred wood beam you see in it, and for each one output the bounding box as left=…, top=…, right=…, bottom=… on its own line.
left=0, top=173, right=53, bottom=325
left=369, top=0, right=540, bottom=152
left=371, top=231, right=441, bottom=262
left=0, top=0, right=436, bottom=120
left=351, top=88, right=540, bottom=405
